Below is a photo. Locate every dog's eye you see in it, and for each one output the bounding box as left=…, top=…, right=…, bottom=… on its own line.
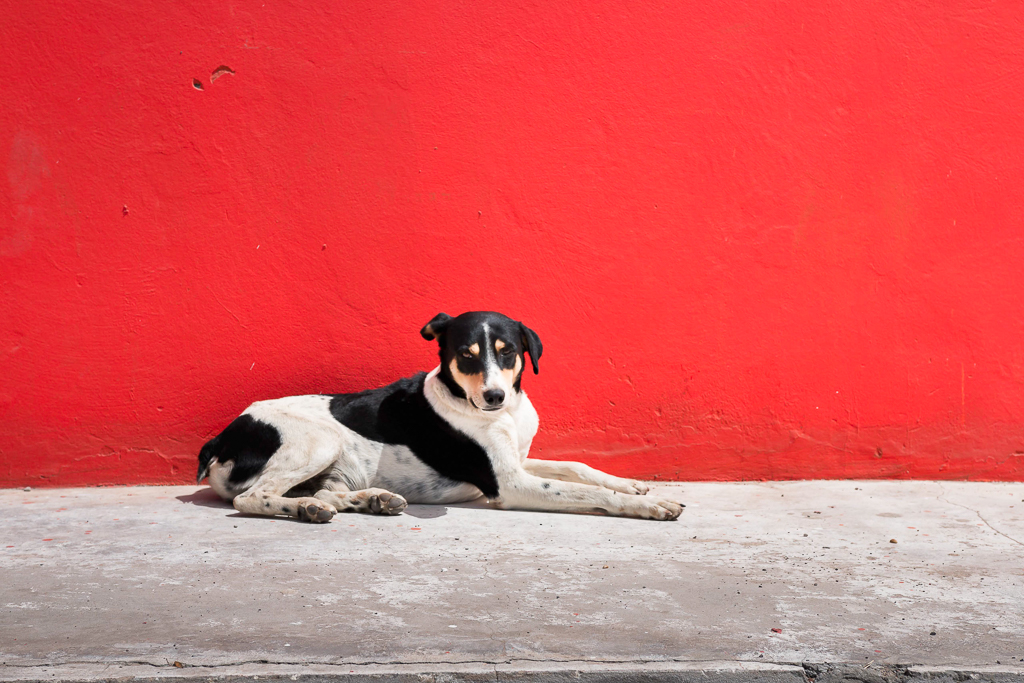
left=500, top=347, right=514, bottom=356
left=461, top=351, right=473, bottom=359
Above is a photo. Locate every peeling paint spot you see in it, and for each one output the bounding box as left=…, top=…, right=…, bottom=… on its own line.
left=192, top=78, right=204, bottom=90
left=211, top=65, right=235, bottom=83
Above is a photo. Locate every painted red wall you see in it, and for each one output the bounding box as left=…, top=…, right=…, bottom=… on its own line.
left=3, top=1, right=1024, bottom=487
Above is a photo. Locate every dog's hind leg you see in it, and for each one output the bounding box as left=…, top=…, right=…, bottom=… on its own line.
left=232, top=443, right=340, bottom=523
left=313, top=481, right=408, bottom=516
left=522, top=459, right=649, bottom=495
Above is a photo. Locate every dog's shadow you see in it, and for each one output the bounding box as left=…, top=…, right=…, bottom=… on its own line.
left=177, top=487, right=463, bottom=520
left=176, top=487, right=231, bottom=509
left=404, top=504, right=448, bottom=519
left=406, top=496, right=496, bottom=518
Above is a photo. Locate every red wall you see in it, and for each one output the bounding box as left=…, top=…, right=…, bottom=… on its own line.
left=3, top=1, right=1024, bottom=487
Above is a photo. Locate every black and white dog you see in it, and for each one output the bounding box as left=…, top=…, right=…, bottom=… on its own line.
left=197, top=311, right=684, bottom=522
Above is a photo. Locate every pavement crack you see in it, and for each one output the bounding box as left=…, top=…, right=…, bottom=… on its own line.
left=937, top=483, right=1024, bottom=547
left=2, top=657, right=805, bottom=670
left=801, top=662, right=915, bottom=683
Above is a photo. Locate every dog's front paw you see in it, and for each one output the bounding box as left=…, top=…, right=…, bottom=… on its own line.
left=624, top=479, right=650, bottom=495
left=605, top=478, right=649, bottom=495
left=369, top=491, right=407, bottom=515
left=644, top=499, right=685, bottom=521
left=296, top=498, right=337, bottom=523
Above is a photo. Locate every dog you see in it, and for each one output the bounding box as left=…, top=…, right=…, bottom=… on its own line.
left=196, top=311, right=684, bottom=522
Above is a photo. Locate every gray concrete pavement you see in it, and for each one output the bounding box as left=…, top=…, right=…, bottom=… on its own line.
left=1, top=481, right=1022, bottom=682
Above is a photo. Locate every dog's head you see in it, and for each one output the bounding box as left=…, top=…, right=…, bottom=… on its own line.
left=421, top=311, right=542, bottom=411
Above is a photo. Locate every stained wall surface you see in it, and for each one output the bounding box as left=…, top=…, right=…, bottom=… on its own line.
left=2, top=1, right=1023, bottom=486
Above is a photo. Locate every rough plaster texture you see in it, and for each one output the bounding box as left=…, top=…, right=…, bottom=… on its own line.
left=4, top=1, right=1024, bottom=486
left=1, top=481, right=1022, bottom=682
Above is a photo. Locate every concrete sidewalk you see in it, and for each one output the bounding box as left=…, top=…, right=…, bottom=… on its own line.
left=1, top=481, right=1022, bottom=683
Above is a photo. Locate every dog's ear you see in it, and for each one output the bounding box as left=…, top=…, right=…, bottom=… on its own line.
left=519, top=322, right=543, bottom=374
left=421, top=312, right=453, bottom=342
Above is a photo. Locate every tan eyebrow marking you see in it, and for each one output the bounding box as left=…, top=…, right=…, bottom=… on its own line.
left=495, top=339, right=506, bottom=352
left=468, top=343, right=480, bottom=356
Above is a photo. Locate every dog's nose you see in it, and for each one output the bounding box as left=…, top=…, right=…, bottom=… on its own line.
left=483, top=389, right=505, bottom=406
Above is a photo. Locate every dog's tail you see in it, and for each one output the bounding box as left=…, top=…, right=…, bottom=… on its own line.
left=196, top=435, right=220, bottom=484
